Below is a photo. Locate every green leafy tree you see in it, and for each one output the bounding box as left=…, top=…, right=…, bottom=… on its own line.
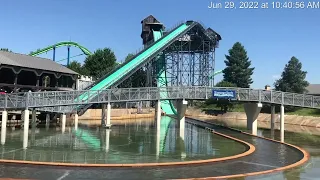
left=67, top=61, right=84, bottom=75
left=215, top=80, right=236, bottom=87
left=223, top=42, right=254, bottom=88
left=82, top=48, right=117, bottom=79
left=274, top=56, right=309, bottom=93
left=0, top=48, right=12, bottom=52
left=118, top=53, right=147, bottom=88
left=274, top=56, right=309, bottom=112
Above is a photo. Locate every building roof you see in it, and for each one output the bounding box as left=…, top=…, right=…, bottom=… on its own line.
left=0, top=51, right=77, bottom=75
left=306, top=84, right=320, bottom=95
left=141, top=15, right=160, bottom=24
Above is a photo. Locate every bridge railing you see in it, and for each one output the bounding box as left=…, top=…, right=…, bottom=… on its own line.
left=0, top=94, right=5, bottom=108
left=1, top=86, right=320, bottom=111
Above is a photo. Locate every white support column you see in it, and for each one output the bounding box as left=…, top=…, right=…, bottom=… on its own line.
left=244, top=103, right=263, bottom=136
left=280, top=105, right=285, bottom=142
left=270, top=105, right=275, bottom=139
left=105, top=129, right=111, bottom=152
left=45, top=114, right=50, bottom=125
left=1, top=110, right=8, bottom=145
left=45, top=114, right=50, bottom=130
left=106, top=103, right=111, bottom=128
left=101, top=104, right=106, bottom=127
left=271, top=106, right=275, bottom=130
left=31, top=109, right=36, bottom=124
left=74, top=114, right=79, bottom=130
left=155, top=100, right=161, bottom=160
left=177, top=99, right=188, bottom=140
left=61, top=114, right=66, bottom=133
left=156, top=100, right=161, bottom=129
left=23, top=109, right=29, bottom=149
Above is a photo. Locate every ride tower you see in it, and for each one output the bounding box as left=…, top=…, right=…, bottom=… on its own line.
left=140, top=15, right=221, bottom=88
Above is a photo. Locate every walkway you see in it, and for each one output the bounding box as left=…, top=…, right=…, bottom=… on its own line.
left=0, top=118, right=307, bottom=180
left=1, top=86, right=320, bottom=113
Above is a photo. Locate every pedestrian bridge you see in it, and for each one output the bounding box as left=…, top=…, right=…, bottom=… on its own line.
left=1, top=86, right=318, bottom=144
left=0, top=86, right=319, bottom=112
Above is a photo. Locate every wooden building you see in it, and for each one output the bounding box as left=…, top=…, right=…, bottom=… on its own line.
left=141, top=15, right=165, bottom=45
left=0, top=51, right=78, bottom=92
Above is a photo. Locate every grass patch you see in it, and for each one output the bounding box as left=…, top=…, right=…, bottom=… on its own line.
left=199, top=102, right=320, bottom=117
left=287, top=108, right=320, bottom=117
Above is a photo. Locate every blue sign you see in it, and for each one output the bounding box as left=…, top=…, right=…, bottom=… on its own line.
left=212, top=90, right=236, bottom=99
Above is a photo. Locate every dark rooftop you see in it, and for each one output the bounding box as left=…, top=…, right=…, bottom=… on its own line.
left=306, top=84, right=320, bottom=95
left=0, top=51, right=77, bottom=75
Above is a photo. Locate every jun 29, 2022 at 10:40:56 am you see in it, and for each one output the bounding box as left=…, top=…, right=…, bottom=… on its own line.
left=208, top=1, right=320, bottom=9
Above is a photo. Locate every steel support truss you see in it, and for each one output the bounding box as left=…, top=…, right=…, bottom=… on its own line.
left=142, top=24, right=216, bottom=88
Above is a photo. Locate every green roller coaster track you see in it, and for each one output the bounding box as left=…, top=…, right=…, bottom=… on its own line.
left=29, top=41, right=93, bottom=56
left=210, top=69, right=223, bottom=79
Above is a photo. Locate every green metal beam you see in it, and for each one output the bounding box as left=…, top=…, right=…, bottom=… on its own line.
left=29, top=41, right=92, bottom=56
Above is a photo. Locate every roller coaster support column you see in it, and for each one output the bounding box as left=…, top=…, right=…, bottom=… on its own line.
left=280, top=105, right=285, bottom=142
left=1, top=110, right=7, bottom=145
left=244, top=103, right=263, bottom=136
left=23, top=109, right=29, bottom=149
left=74, top=114, right=79, bottom=130
left=177, top=99, right=188, bottom=140
left=101, top=103, right=112, bottom=129
left=53, top=46, right=56, bottom=61
left=67, top=45, right=70, bottom=66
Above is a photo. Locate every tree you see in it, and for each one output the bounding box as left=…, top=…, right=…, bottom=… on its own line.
left=82, top=48, right=117, bottom=79
left=67, top=61, right=84, bottom=75
left=223, top=42, right=254, bottom=88
left=274, top=56, right=309, bottom=94
left=215, top=80, right=236, bottom=87
left=125, top=53, right=134, bottom=62
left=118, top=53, right=147, bottom=88
left=0, top=48, right=12, bottom=52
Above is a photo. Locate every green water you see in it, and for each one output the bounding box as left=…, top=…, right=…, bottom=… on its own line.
left=0, top=118, right=247, bottom=164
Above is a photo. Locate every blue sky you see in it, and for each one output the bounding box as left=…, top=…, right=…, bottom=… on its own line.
left=0, top=0, right=319, bottom=88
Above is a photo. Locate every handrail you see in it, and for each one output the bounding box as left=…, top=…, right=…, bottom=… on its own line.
left=2, top=86, right=320, bottom=111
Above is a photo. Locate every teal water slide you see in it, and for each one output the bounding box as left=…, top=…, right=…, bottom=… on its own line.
left=76, top=22, right=194, bottom=103
left=74, top=117, right=173, bottom=157
left=159, top=116, right=174, bottom=153
left=153, top=30, right=177, bottom=115
left=74, top=128, right=101, bottom=150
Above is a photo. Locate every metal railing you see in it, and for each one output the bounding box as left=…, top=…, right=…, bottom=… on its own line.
left=1, top=87, right=320, bottom=113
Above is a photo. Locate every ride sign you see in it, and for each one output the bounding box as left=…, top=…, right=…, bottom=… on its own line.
left=212, top=90, right=236, bottom=99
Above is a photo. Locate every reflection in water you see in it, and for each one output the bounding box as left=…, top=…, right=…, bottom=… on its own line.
left=201, top=118, right=320, bottom=180
left=105, top=129, right=110, bottom=152
left=0, top=117, right=246, bottom=164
